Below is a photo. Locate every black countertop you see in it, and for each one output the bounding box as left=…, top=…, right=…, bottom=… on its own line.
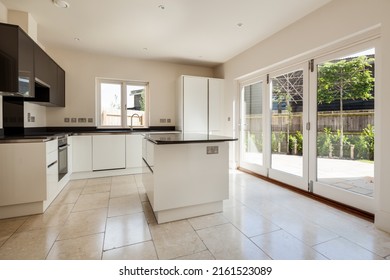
left=145, top=133, right=238, bottom=145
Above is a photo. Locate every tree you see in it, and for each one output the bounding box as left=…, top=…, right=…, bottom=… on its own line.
left=317, top=55, right=374, bottom=158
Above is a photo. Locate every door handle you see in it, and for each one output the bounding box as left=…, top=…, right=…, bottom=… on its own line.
left=47, top=161, right=58, bottom=168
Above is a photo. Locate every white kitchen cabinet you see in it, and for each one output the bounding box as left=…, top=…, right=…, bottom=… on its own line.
left=126, top=134, right=143, bottom=168
left=177, top=75, right=224, bottom=134
left=142, top=138, right=230, bottom=224
left=0, top=139, right=59, bottom=219
left=72, top=135, right=92, bottom=172
left=67, top=136, right=73, bottom=175
left=92, top=134, right=126, bottom=171
left=43, top=140, right=59, bottom=210
left=208, top=78, right=224, bottom=134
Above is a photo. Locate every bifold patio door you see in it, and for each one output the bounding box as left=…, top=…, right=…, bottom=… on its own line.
left=309, top=41, right=376, bottom=213
left=239, top=78, right=268, bottom=176
left=239, top=39, right=377, bottom=213
left=239, top=63, right=309, bottom=190
left=268, top=65, right=309, bottom=190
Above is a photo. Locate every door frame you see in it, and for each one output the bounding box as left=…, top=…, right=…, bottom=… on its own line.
left=238, top=76, right=269, bottom=176
left=308, top=38, right=379, bottom=213
left=267, top=63, right=309, bottom=191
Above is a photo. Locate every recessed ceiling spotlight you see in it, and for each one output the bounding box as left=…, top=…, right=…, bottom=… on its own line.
left=237, top=22, right=244, bottom=27
left=53, top=0, right=70, bottom=8
left=74, top=37, right=80, bottom=41
left=158, top=4, right=165, bottom=10
left=143, top=48, right=148, bottom=51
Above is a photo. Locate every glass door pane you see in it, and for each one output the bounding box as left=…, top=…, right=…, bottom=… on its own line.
left=313, top=47, right=375, bottom=212
left=270, top=69, right=304, bottom=178
left=240, top=81, right=266, bottom=174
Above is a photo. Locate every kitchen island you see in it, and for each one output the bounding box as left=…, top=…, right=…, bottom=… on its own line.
left=142, top=133, right=237, bottom=224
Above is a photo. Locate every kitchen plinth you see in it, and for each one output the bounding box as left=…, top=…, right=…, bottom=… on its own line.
left=142, top=133, right=237, bottom=224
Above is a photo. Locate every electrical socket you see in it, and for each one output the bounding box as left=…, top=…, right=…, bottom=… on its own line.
left=78, top=118, right=87, bottom=123
left=64, top=118, right=70, bottom=123
left=160, top=118, right=167, bottom=123
left=207, top=146, right=219, bottom=154
left=167, top=118, right=171, bottom=123
left=88, top=118, right=93, bottom=123
left=71, top=118, right=77, bottom=123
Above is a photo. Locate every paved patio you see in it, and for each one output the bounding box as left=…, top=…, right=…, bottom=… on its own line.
left=243, top=153, right=374, bottom=197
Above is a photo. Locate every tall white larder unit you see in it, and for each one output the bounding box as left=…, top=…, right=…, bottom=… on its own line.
left=177, top=75, right=224, bottom=134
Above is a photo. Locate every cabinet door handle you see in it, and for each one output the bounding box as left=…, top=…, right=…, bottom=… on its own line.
left=58, top=144, right=70, bottom=151
left=47, top=161, right=58, bottom=168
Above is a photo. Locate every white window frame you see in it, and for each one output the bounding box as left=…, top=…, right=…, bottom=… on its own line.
left=96, top=78, right=149, bottom=128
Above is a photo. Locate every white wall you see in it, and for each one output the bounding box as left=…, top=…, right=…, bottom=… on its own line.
left=215, top=0, right=390, bottom=232
left=45, top=48, right=213, bottom=127
left=0, top=1, right=6, bottom=23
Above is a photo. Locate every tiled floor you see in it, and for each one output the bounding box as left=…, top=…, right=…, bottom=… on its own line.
left=0, top=170, right=390, bottom=260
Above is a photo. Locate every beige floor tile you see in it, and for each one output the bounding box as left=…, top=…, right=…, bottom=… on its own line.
left=51, top=187, right=83, bottom=205
left=17, top=204, right=74, bottom=232
left=175, top=250, right=215, bottom=260
left=188, top=213, right=229, bottom=230
left=223, top=206, right=280, bottom=237
left=112, top=175, right=136, bottom=185
left=108, top=194, right=143, bottom=217
left=150, top=220, right=206, bottom=260
left=82, top=183, right=111, bottom=194
left=1, top=170, right=390, bottom=261
left=0, top=226, right=61, bottom=259
left=57, top=208, right=108, bottom=240
left=47, top=233, right=104, bottom=260
left=104, top=212, right=151, bottom=250
left=66, top=179, right=87, bottom=190
left=138, top=187, right=148, bottom=202
left=255, top=205, right=339, bottom=246
left=196, top=223, right=270, bottom=260
left=292, top=205, right=390, bottom=257
left=0, top=217, right=28, bottom=247
left=110, top=183, right=138, bottom=198
left=142, top=201, right=157, bottom=225
left=223, top=197, right=244, bottom=209
left=72, top=192, right=110, bottom=212
left=134, top=174, right=143, bottom=186
left=251, top=230, right=327, bottom=260
left=102, top=241, right=157, bottom=260
left=313, top=237, right=384, bottom=260
left=86, top=177, right=112, bottom=187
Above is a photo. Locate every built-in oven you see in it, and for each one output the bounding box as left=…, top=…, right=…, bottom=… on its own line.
left=58, top=135, right=68, bottom=181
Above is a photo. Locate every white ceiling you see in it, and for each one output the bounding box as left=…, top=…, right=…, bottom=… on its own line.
left=1, top=0, right=332, bottom=67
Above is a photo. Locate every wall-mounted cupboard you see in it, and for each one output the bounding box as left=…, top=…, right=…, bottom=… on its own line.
left=0, top=22, right=65, bottom=107
left=32, top=44, right=65, bottom=107
left=0, top=23, right=35, bottom=98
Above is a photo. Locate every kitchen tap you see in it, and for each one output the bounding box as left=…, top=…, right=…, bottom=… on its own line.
left=130, top=113, right=141, bottom=131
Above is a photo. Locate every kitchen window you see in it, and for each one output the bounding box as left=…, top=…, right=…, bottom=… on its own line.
left=96, top=78, right=148, bottom=128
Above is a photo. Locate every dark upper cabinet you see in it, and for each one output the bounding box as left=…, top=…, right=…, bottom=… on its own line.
left=0, top=22, right=65, bottom=107
left=0, top=23, right=35, bottom=97
left=56, top=66, right=65, bottom=107
left=32, top=44, right=65, bottom=107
